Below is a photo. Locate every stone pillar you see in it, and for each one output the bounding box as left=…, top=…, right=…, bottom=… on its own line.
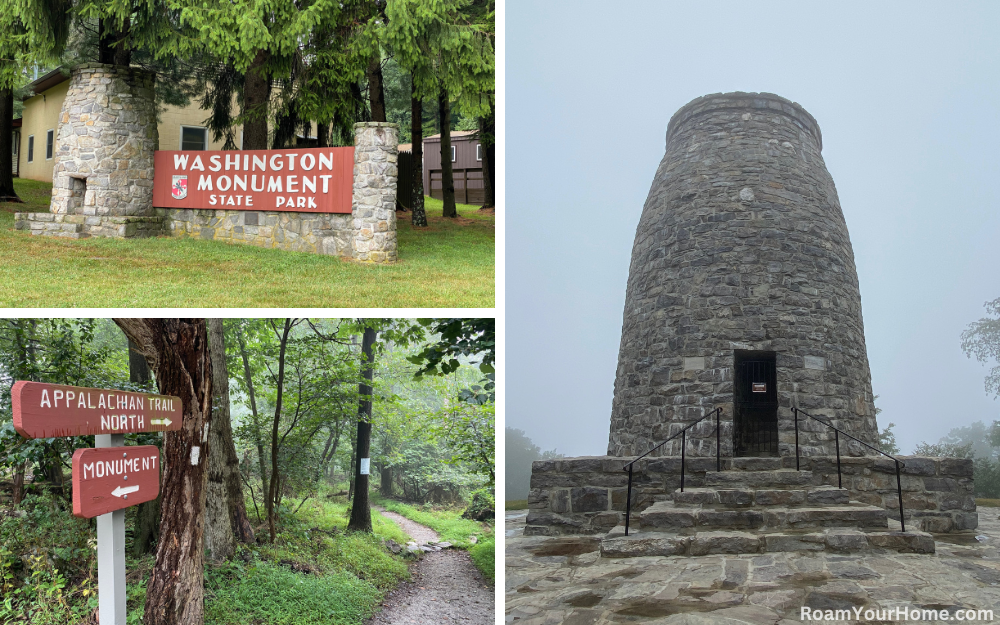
left=352, top=122, right=398, bottom=263
left=16, top=63, right=162, bottom=239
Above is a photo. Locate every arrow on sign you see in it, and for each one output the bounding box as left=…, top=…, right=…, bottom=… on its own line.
left=150, top=418, right=172, bottom=427
left=112, top=485, right=139, bottom=498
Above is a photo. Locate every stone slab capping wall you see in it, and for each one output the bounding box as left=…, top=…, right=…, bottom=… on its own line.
left=525, top=456, right=976, bottom=536
left=609, top=92, right=878, bottom=459
left=16, top=63, right=164, bottom=238
left=352, top=122, right=398, bottom=263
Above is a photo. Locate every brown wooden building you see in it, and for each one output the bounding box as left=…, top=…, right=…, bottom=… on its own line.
left=400, top=130, right=486, bottom=206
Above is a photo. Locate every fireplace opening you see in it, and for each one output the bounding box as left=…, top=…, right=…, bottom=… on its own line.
left=66, top=176, right=89, bottom=215
left=733, top=350, right=778, bottom=457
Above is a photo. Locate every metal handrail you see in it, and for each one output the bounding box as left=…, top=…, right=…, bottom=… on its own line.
left=793, top=407, right=907, bottom=532
left=622, top=407, right=722, bottom=535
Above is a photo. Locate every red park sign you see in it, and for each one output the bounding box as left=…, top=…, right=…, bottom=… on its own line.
left=12, top=381, right=183, bottom=439
left=72, top=446, right=160, bottom=518
left=152, top=147, right=354, bottom=214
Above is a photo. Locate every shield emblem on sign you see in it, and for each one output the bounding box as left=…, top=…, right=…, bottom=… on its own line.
left=172, top=175, right=188, bottom=200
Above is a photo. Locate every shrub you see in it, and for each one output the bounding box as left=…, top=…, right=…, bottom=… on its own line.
left=461, top=488, right=495, bottom=522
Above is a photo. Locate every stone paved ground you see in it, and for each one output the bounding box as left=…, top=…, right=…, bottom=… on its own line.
left=505, top=508, right=1000, bottom=624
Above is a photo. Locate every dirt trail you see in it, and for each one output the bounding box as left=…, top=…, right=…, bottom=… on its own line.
left=368, top=507, right=494, bottom=625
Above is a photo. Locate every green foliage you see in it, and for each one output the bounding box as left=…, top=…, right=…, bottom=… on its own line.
left=468, top=535, right=494, bottom=583
left=409, top=318, right=495, bottom=379
left=385, top=0, right=494, bottom=116
left=204, top=560, right=380, bottom=625
left=0, top=493, right=97, bottom=624
left=461, top=488, right=494, bottom=521
left=962, top=298, right=1000, bottom=398
left=375, top=498, right=490, bottom=549
left=878, top=422, right=900, bottom=456
left=431, top=400, right=494, bottom=484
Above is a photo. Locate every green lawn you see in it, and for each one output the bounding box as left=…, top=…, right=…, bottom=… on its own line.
left=0, top=179, right=494, bottom=307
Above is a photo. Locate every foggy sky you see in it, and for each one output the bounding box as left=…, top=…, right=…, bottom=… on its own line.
left=507, top=2, right=1000, bottom=457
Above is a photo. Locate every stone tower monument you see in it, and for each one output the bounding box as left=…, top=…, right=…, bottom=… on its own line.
left=608, top=92, right=878, bottom=460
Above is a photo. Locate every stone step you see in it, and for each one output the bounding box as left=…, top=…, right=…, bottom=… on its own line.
left=704, top=469, right=813, bottom=488
left=728, top=457, right=783, bottom=471
left=672, top=485, right=849, bottom=507
left=640, top=500, right=887, bottom=531
left=600, top=525, right=935, bottom=558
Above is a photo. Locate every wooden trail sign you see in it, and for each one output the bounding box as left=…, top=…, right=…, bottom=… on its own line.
left=12, top=381, right=182, bottom=438
left=72, top=446, right=161, bottom=518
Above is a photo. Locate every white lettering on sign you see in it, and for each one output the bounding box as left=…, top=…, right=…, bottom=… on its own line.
left=39, top=389, right=150, bottom=411
left=360, top=458, right=370, bottom=475
left=28, top=388, right=178, bottom=434
left=83, top=455, right=158, bottom=480
left=165, top=149, right=346, bottom=212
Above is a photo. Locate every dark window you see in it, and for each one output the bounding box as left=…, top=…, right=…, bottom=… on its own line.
left=12, top=132, right=17, bottom=155
left=451, top=145, right=456, bottom=162
left=27, top=135, right=34, bottom=163
left=476, top=143, right=482, bottom=161
left=46, top=129, right=54, bottom=160
left=181, top=127, right=208, bottom=151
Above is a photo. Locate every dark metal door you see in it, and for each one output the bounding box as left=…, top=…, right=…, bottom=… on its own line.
left=734, top=353, right=778, bottom=456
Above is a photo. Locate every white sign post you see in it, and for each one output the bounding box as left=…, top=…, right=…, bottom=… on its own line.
left=95, top=433, right=127, bottom=625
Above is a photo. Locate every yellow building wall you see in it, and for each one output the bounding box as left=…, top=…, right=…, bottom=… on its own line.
left=19, top=80, right=69, bottom=183
left=19, top=81, right=242, bottom=183
left=157, top=97, right=242, bottom=151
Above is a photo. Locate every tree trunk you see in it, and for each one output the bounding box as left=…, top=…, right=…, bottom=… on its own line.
left=410, top=91, right=426, bottom=227
left=479, top=104, right=495, bottom=208
left=380, top=464, right=392, bottom=497
left=347, top=430, right=356, bottom=501
left=0, top=87, right=20, bottom=202
left=98, top=17, right=132, bottom=67
left=12, top=461, right=26, bottom=505
left=439, top=89, right=457, bottom=217
left=129, top=337, right=162, bottom=556
left=348, top=326, right=376, bottom=532
left=367, top=53, right=386, bottom=123
left=317, top=121, right=329, bottom=148
left=113, top=319, right=212, bottom=625
left=242, top=50, right=271, bottom=150
left=128, top=338, right=151, bottom=384
left=265, top=320, right=294, bottom=542
left=235, top=329, right=269, bottom=511
left=204, top=319, right=255, bottom=561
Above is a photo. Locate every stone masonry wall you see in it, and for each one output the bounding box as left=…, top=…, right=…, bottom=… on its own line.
left=157, top=209, right=353, bottom=256
left=15, top=64, right=163, bottom=238
left=525, top=455, right=976, bottom=536
left=609, top=92, right=877, bottom=459
left=352, top=122, right=398, bottom=263
left=17, top=99, right=400, bottom=263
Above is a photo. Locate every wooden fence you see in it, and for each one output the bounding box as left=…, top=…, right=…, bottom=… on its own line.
left=396, top=150, right=487, bottom=208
